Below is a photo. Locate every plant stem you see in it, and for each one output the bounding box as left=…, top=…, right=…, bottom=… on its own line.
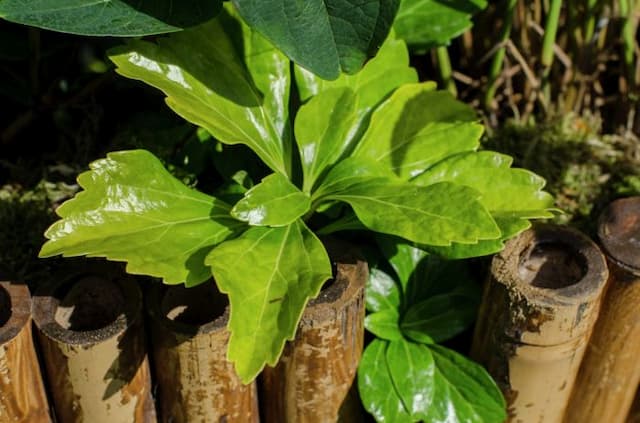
left=620, top=0, right=636, bottom=90
left=584, top=0, right=599, bottom=42
left=484, top=0, right=518, bottom=110
left=540, top=0, right=563, bottom=105
left=436, top=46, right=457, bottom=97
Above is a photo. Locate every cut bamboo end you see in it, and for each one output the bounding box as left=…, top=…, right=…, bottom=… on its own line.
left=32, top=265, right=156, bottom=423
left=564, top=197, right=640, bottom=423
left=0, top=281, right=51, bottom=422
left=260, top=240, right=368, bottom=423
left=146, top=282, right=259, bottom=423
left=471, top=224, right=608, bottom=423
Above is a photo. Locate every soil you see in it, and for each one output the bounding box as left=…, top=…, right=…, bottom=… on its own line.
left=518, top=242, right=587, bottom=289
left=160, top=282, right=228, bottom=326
left=0, top=285, right=10, bottom=327
left=54, top=275, right=124, bottom=331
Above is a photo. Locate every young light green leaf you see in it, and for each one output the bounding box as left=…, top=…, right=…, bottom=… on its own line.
left=366, top=267, right=401, bottom=313
left=401, top=294, right=478, bottom=343
left=386, top=339, right=436, bottom=418
left=205, top=220, right=331, bottom=382
left=0, top=0, right=221, bottom=36
left=108, top=12, right=291, bottom=176
left=358, top=340, right=413, bottom=423
left=231, top=173, right=310, bottom=227
left=415, top=151, right=555, bottom=258
left=294, top=87, right=359, bottom=192
left=394, top=0, right=487, bottom=51
left=39, top=150, right=242, bottom=287
left=365, top=309, right=403, bottom=341
left=233, top=0, right=399, bottom=79
left=354, top=84, right=483, bottom=179
left=315, top=158, right=501, bottom=246
left=425, top=345, right=507, bottom=423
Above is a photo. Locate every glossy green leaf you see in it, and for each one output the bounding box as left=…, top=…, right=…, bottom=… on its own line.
left=394, top=0, right=487, bottom=51
left=108, top=12, right=292, bottom=176
left=39, top=150, right=241, bottom=286
left=0, top=0, right=221, bottom=36
left=366, top=267, right=400, bottom=313
left=233, top=0, right=399, bottom=79
left=375, top=235, right=428, bottom=291
left=315, top=158, right=500, bottom=246
left=425, top=345, right=507, bottom=423
left=386, top=339, right=436, bottom=417
left=354, top=84, right=483, bottom=179
left=205, top=220, right=331, bottom=382
left=415, top=151, right=555, bottom=258
left=365, top=309, right=403, bottom=341
left=401, top=294, right=478, bottom=343
left=231, top=173, right=310, bottom=227
left=294, top=87, right=359, bottom=192
left=358, top=340, right=413, bottom=423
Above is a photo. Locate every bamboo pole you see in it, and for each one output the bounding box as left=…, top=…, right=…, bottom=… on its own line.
left=564, top=197, right=640, bottom=423
left=32, top=266, right=156, bottom=423
left=260, top=241, right=368, bottom=423
left=471, top=224, right=608, bottom=423
left=146, top=282, right=259, bottom=423
left=0, top=281, right=51, bottom=422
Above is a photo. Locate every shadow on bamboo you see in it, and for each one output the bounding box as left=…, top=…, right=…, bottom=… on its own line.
left=31, top=264, right=156, bottom=423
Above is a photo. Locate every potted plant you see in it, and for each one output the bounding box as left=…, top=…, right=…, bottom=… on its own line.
left=34, top=3, right=554, bottom=419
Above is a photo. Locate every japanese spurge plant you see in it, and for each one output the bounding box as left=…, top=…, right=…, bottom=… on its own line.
left=39, top=8, right=553, bottom=382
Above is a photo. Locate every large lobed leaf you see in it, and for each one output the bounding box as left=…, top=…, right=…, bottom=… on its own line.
left=205, top=220, right=332, bottom=382
left=314, top=158, right=501, bottom=247
left=108, top=11, right=292, bottom=176
left=354, top=83, right=482, bottom=179
left=415, top=151, right=555, bottom=258
left=0, top=0, right=221, bottom=36
left=358, top=339, right=506, bottom=423
left=233, top=0, right=399, bottom=79
left=39, top=150, right=242, bottom=287
left=394, top=0, right=487, bottom=51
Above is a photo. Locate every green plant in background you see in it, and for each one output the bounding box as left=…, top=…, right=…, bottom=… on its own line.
left=0, top=0, right=399, bottom=80
left=359, top=236, right=506, bottom=422
left=38, top=6, right=554, bottom=386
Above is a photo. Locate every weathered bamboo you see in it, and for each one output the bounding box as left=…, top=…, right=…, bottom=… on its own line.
left=260, top=241, right=367, bottom=423
left=471, top=224, right=608, bottom=423
left=32, top=267, right=156, bottom=423
left=146, top=282, right=259, bottom=423
left=564, top=197, right=640, bottom=423
left=0, top=281, right=51, bottom=422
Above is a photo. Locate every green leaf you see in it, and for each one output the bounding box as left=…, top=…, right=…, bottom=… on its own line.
left=39, top=150, right=241, bottom=287
left=366, top=267, right=401, bottom=313
left=315, top=158, right=500, bottom=246
left=205, top=220, right=331, bottom=382
left=401, top=294, right=478, bottom=343
left=386, top=339, right=436, bottom=418
left=231, top=173, right=310, bottom=227
left=365, top=309, right=403, bottom=341
left=375, top=235, right=428, bottom=292
left=426, top=345, right=507, bottom=423
left=108, top=11, right=292, bottom=176
left=232, top=0, right=399, bottom=79
left=358, top=340, right=413, bottom=423
left=415, top=151, right=555, bottom=258
left=394, top=0, right=487, bottom=51
left=0, top=0, right=221, bottom=36
left=294, top=87, right=359, bottom=192
left=354, top=84, right=483, bottom=179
